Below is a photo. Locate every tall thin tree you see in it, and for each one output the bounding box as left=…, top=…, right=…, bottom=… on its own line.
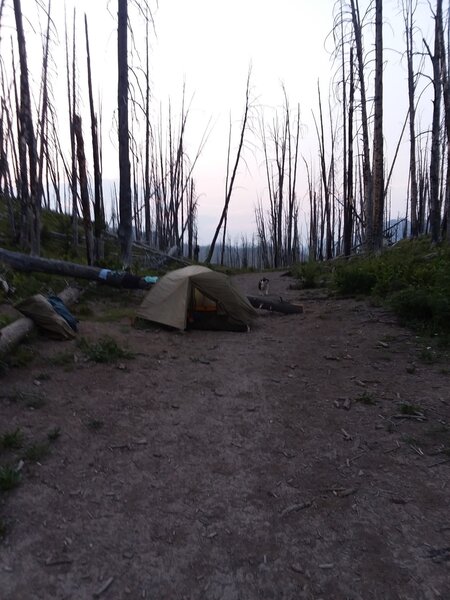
left=117, top=0, right=132, bottom=267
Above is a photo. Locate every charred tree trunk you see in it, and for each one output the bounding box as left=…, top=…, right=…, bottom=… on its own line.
left=73, top=114, right=94, bottom=265
left=350, top=0, right=372, bottom=250
left=372, top=0, right=384, bottom=252
left=344, top=47, right=355, bottom=256
left=206, top=71, right=251, bottom=264
left=144, top=13, right=152, bottom=244
left=65, top=8, right=78, bottom=250
left=427, top=0, right=443, bottom=244
left=404, top=1, right=419, bottom=238
left=13, top=0, right=39, bottom=255
left=85, top=15, right=104, bottom=263
left=316, top=83, right=332, bottom=260
left=35, top=0, right=52, bottom=256
left=117, top=0, right=133, bottom=268
left=438, top=0, right=450, bottom=240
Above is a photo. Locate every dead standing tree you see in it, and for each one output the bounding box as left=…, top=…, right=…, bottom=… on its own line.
left=403, top=0, right=420, bottom=238
left=117, top=0, right=133, bottom=268
left=424, top=0, right=443, bottom=244
left=313, top=83, right=333, bottom=260
left=206, top=70, right=251, bottom=264
left=85, top=14, right=105, bottom=263
left=65, top=7, right=78, bottom=250
left=259, top=89, right=301, bottom=267
left=436, top=0, right=450, bottom=240
left=349, top=0, right=373, bottom=249
left=73, top=114, right=94, bottom=265
left=13, top=0, right=39, bottom=255
left=35, top=0, right=52, bottom=254
left=371, top=0, right=384, bottom=251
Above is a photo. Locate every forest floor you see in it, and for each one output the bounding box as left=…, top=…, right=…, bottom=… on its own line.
left=0, top=270, right=449, bottom=600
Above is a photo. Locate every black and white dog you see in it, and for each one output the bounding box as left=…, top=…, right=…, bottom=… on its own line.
left=258, top=277, right=270, bottom=296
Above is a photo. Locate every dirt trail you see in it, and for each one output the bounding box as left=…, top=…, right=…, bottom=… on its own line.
left=0, top=271, right=449, bottom=599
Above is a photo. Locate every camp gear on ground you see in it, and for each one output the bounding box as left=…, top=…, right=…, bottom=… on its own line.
left=47, top=296, right=78, bottom=332
left=15, top=294, right=76, bottom=339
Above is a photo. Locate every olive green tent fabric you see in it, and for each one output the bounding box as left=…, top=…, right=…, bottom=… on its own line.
left=15, top=294, right=76, bottom=340
left=136, top=265, right=257, bottom=330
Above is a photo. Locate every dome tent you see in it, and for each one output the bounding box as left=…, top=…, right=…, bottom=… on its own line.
left=136, top=265, right=257, bottom=331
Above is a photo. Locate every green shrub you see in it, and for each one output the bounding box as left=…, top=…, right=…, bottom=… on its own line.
left=0, top=428, right=24, bottom=450
left=334, top=266, right=377, bottom=295
left=0, top=466, right=21, bottom=491
left=297, top=261, right=321, bottom=288
left=331, top=239, right=450, bottom=337
left=23, top=442, right=50, bottom=462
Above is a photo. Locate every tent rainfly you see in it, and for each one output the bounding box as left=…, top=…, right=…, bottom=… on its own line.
left=136, top=266, right=257, bottom=331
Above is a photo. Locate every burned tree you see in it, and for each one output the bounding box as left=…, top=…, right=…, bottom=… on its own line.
left=117, top=0, right=133, bottom=268
left=206, top=71, right=251, bottom=264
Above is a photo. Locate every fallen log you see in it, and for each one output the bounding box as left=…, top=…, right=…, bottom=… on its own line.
left=0, top=247, right=152, bottom=289
left=0, top=286, right=81, bottom=357
left=247, top=295, right=304, bottom=314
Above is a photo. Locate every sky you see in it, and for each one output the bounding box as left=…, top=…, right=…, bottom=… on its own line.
left=3, top=0, right=436, bottom=244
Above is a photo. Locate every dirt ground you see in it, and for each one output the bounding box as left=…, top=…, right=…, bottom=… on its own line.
left=0, top=270, right=449, bottom=600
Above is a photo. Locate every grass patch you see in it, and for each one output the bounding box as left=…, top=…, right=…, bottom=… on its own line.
left=7, top=345, right=35, bottom=368
left=0, top=314, right=14, bottom=328
left=399, top=402, right=424, bottom=416
left=47, top=427, right=61, bottom=442
left=355, top=392, right=377, bottom=405
left=78, top=336, right=134, bottom=363
left=0, top=518, right=7, bottom=539
left=402, top=435, right=420, bottom=445
left=96, top=307, right=135, bottom=322
left=0, top=466, right=21, bottom=491
left=35, top=372, right=51, bottom=381
left=1, top=390, right=46, bottom=409
left=87, top=419, right=104, bottom=431
left=73, top=304, right=94, bottom=318
left=0, top=428, right=24, bottom=450
left=23, top=442, right=50, bottom=463
left=49, top=351, right=74, bottom=367
left=22, top=392, right=46, bottom=409
left=419, top=346, right=439, bottom=364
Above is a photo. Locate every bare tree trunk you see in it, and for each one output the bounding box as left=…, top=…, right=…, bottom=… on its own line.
left=438, top=0, right=450, bottom=240
left=350, top=0, right=372, bottom=250
left=13, top=0, right=39, bottom=255
left=35, top=0, right=52, bottom=257
left=315, top=83, right=332, bottom=259
left=144, top=12, right=152, bottom=244
left=84, top=15, right=104, bottom=263
left=73, top=114, right=94, bottom=265
left=117, top=0, right=133, bottom=268
left=372, top=0, right=384, bottom=252
left=426, top=0, right=443, bottom=244
left=65, top=8, right=78, bottom=251
left=344, top=46, right=355, bottom=256
left=403, top=0, right=419, bottom=238
left=206, top=70, right=251, bottom=264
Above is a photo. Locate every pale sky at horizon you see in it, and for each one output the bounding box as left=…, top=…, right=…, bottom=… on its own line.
left=2, top=0, right=436, bottom=244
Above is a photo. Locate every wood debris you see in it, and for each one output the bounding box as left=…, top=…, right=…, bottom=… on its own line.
left=280, top=500, right=312, bottom=518
left=93, top=576, right=115, bottom=598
